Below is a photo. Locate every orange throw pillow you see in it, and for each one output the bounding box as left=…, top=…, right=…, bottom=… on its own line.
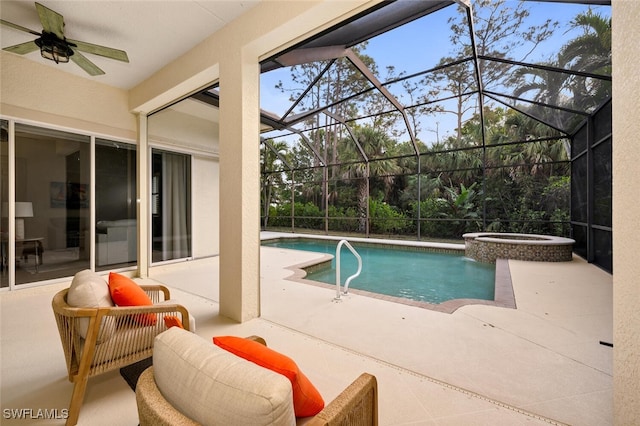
left=163, top=315, right=184, bottom=329
left=108, top=272, right=157, bottom=325
left=213, top=335, right=324, bottom=417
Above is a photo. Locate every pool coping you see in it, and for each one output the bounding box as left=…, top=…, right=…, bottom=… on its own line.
left=263, top=236, right=517, bottom=314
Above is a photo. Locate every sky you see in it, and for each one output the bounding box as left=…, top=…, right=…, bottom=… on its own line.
left=259, top=0, right=611, bottom=147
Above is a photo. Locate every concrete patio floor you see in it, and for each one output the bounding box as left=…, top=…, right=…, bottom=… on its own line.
left=0, top=233, right=612, bottom=425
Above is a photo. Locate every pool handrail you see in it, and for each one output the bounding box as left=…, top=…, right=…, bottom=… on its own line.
left=335, top=239, right=363, bottom=300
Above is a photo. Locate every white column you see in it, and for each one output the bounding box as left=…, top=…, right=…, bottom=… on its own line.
left=218, top=46, right=261, bottom=322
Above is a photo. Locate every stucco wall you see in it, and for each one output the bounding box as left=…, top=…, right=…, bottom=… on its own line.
left=612, top=1, right=640, bottom=423
left=148, top=102, right=219, bottom=155
left=192, top=156, right=219, bottom=257
left=0, top=51, right=135, bottom=139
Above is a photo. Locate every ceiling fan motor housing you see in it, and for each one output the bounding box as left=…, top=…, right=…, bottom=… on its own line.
left=34, top=31, right=75, bottom=63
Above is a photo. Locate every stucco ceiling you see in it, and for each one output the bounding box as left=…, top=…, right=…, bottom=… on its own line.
left=0, top=0, right=259, bottom=90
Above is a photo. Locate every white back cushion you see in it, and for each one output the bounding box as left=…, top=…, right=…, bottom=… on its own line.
left=66, top=269, right=115, bottom=343
left=153, top=327, right=295, bottom=426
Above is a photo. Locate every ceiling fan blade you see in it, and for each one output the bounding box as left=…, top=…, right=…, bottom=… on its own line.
left=35, top=2, right=65, bottom=39
left=68, top=39, right=129, bottom=62
left=0, top=19, right=42, bottom=37
left=3, top=40, right=40, bottom=55
left=70, top=49, right=104, bottom=76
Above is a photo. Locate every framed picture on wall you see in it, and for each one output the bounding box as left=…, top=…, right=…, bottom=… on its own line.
left=50, top=182, right=66, bottom=208
left=50, top=182, right=89, bottom=208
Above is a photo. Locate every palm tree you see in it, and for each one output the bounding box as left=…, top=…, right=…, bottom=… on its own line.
left=507, top=9, right=611, bottom=129
left=558, top=9, right=612, bottom=110
left=339, top=126, right=400, bottom=232
left=558, top=9, right=611, bottom=75
left=261, top=140, right=290, bottom=227
left=510, top=64, right=569, bottom=108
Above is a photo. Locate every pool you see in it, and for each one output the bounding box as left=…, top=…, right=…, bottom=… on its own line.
left=262, top=238, right=497, bottom=306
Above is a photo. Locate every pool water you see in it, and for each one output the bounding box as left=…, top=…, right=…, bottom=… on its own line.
left=263, top=239, right=496, bottom=304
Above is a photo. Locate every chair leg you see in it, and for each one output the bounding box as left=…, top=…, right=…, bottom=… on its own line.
left=65, top=375, right=89, bottom=426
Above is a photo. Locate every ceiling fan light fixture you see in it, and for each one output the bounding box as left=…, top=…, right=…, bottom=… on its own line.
left=1, top=2, right=127, bottom=75
left=34, top=32, right=74, bottom=64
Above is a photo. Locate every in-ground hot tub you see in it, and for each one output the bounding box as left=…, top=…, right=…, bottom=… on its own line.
left=463, top=232, right=575, bottom=263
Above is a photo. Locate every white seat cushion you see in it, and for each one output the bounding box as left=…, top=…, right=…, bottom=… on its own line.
left=153, top=327, right=296, bottom=426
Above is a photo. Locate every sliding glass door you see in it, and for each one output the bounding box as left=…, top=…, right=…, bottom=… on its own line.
left=151, top=149, right=192, bottom=262
left=1, top=120, right=7, bottom=288
left=0, top=118, right=195, bottom=285
left=13, top=123, right=91, bottom=284
left=0, top=121, right=138, bottom=288
left=95, top=139, right=137, bottom=271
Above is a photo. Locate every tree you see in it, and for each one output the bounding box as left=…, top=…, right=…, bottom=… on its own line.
left=424, top=0, right=558, bottom=143
left=263, top=1, right=586, bottom=239
left=510, top=64, right=569, bottom=108
left=338, top=126, right=401, bottom=232
left=261, top=139, right=290, bottom=227
left=276, top=44, right=378, bottom=167
left=439, top=182, right=482, bottom=236
left=559, top=9, right=611, bottom=75
left=510, top=9, right=611, bottom=118
left=558, top=9, right=612, bottom=110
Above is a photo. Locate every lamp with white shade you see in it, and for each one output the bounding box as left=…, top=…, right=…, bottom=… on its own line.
left=1, top=201, right=35, bottom=240
left=14, top=202, right=34, bottom=240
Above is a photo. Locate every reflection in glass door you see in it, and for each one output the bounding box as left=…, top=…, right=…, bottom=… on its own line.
left=95, top=139, right=137, bottom=271
left=151, top=149, right=191, bottom=262
left=13, top=124, right=90, bottom=284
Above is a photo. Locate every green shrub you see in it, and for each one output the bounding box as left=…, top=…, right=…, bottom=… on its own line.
left=369, top=199, right=410, bottom=234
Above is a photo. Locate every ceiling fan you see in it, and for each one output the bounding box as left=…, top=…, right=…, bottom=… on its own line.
left=0, top=2, right=129, bottom=76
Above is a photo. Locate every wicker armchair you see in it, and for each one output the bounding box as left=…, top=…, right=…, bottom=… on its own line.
left=304, top=372, right=378, bottom=426
left=52, top=285, right=191, bottom=426
left=136, top=335, right=378, bottom=426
